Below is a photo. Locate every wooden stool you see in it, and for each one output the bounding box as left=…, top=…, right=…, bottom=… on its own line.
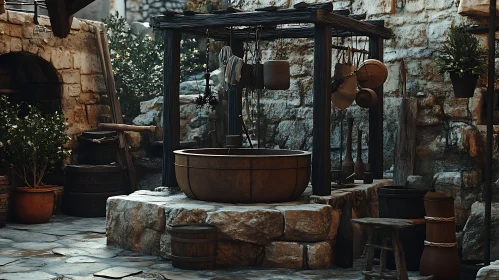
left=351, top=218, right=425, bottom=280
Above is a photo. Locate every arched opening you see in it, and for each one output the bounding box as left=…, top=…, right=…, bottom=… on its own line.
left=0, top=52, right=62, bottom=115
left=0, top=52, right=64, bottom=187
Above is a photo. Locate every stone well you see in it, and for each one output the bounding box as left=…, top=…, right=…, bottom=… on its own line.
left=106, top=180, right=391, bottom=269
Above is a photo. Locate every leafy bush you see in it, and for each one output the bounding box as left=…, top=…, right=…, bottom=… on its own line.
left=104, top=12, right=204, bottom=120
left=0, top=96, right=71, bottom=188
left=435, top=25, right=487, bottom=77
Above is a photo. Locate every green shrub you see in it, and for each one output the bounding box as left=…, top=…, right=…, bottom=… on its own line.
left=104, top=12, right=203, bottom=120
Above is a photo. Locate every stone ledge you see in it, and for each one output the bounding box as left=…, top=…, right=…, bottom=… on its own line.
left=106, top=180, right=391, bottom=269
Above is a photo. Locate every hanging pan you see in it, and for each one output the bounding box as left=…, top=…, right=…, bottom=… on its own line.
left=356, top=59, right=388, bottom=89
left=355, top=88, right=378, bottom=108
left=331, top=49, right=357, bottom=110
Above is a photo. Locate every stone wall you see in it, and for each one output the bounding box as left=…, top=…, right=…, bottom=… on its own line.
left=0, top=11, right=110, bottom=154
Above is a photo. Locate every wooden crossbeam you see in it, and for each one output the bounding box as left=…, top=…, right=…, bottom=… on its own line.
left=152, top=8, right=391, bottom=39
left=315, top=9, right=392, bottom=39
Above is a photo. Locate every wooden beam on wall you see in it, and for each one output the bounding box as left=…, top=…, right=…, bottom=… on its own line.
left=368, top=35, right=384, bottom=179
left=312, top=23, right=332, bottom=196
left=162, top=29, right=181, bottom=189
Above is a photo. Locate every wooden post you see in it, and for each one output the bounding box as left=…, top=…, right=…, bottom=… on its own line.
left=368, top=34, right=384, bottom=179
left=162, top=29, right=181, bottom=189
left=227, top=39, right=244, bottom=136
left=312, top=23, right=332, bottom=196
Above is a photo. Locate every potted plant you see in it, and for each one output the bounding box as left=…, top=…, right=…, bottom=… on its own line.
left=0, top=96, right=70, bottom=224
left=435, top=25, right=487, bottom=98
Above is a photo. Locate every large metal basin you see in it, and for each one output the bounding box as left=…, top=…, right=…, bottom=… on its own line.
left=174, top=148, right=311, bottom=203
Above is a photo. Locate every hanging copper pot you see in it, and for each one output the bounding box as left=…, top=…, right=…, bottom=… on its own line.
left=263, top=60, right=290, bottom=90
left=355, top=88, right=378, bottom=108
left=331, top=63, right=357, bottom=110
left=356, top=59, right=388, bottom=89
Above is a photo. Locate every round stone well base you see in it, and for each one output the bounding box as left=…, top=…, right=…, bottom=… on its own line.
left=105, top=180, right=391, bottom=269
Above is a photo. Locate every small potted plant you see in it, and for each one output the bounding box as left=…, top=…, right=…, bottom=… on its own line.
left=0, top=96, right=70, bottom=224
left=435, top=25, right=487, bottom=98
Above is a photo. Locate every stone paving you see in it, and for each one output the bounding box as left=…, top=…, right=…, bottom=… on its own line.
left=0, top=215, right=428, bottom=280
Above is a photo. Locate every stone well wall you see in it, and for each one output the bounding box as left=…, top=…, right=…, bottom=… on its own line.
left=106, top=180, right=390, bottom=269
left=0, top=11, right=110, bottom=153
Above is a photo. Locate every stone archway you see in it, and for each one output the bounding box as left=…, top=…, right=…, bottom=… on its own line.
left=0, top=52, right=62, bottom=115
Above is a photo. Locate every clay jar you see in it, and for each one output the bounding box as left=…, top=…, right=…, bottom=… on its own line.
left=420, top=192, right=459, bottom=280
left=263, top=60, right=290, bottom=90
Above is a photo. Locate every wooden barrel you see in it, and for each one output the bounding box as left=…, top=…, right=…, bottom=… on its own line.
left=64, top=165, right=124, bottom=217
left=0, top=175, right=9, bottom=227
left=77, top=130, right=118, bottom=165
left=170, top=224, right=217, bottom=270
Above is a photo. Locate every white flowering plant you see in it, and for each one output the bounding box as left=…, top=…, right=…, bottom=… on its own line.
left=0, top=96, right=71, bottom=188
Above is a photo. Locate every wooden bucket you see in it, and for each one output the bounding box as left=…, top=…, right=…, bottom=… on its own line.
left=356, top=59, right=388, bottom=89
left=355, top=88, right=378, bottom=108
left=170, top=224, right=218, bottom=270
left=263, top=60, right=290, bottom=90
left=0, top=175, right=9, bottom=227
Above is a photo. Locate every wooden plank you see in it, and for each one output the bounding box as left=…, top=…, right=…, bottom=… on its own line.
left=393, top=59, right=417, bottom=186
left=162, top=29, right=181, bottom=189
left=315, top=9, right=392, bottom=39
left=351, top=218, right=415, bottom=228
left=99, top=30, right=138, bottom=192
left=311, top=22, right=332, bottom=196
left=179, top=22, right=384, bottom=40
left=227, top=39, right=244, bottom=136
left=152, top=9, right=316, bottom=29
left=368, top=36, right=384, bottom=179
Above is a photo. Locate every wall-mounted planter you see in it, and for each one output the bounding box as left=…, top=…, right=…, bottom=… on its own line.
left=450, top=72, right=478, bottom=98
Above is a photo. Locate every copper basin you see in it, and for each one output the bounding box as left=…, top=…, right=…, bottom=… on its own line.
left=174, top=148, right=311, bottom=203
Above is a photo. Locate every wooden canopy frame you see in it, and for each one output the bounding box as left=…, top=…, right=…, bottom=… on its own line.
left=151, top=3, right=392, bottom=196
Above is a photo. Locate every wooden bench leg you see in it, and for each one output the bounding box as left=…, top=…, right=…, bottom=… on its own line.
left=364, top=226, right=376, bottom=280
left=392, top=229, right=408, bottom=280
left=379, top=232, right=388, bottom=274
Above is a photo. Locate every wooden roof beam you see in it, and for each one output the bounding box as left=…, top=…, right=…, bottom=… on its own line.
left=315, top=9, right=392, bottom=38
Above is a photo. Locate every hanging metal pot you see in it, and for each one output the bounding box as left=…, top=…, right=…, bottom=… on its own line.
left=331, top=63, right=357, bottom=110
left=263, top=60, right=290, bottom=90
left=356, top=59, right=388, bottom=89
left=355, top=88, right=378, bottom=108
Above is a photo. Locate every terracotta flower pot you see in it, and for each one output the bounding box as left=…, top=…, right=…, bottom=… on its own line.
left=13, top=186, right=55, bottom=224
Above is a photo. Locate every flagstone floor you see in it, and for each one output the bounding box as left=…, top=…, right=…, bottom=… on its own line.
left=0, top=215, right=428, bottom=280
